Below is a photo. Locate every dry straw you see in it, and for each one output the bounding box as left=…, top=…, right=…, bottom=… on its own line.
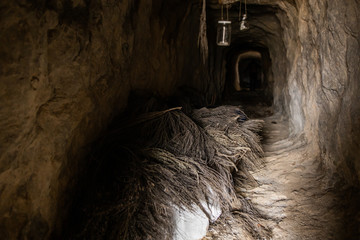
left=73, top=104, right=266, bottom=239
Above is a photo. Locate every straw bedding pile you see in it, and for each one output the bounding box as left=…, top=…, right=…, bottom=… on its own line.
left=71, top=103, right=266, bottom=239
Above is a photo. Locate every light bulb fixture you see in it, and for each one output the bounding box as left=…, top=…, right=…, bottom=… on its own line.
left=240, top=14, right=249, bottom=31
left=239, top=0, right=249, bottom=31
left=216, top=4, right=232, bottom=46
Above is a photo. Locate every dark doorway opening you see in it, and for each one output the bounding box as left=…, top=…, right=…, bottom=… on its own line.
left=222, top=45, right=273, bottom=118
left=238, top=57, right=262, bottom=91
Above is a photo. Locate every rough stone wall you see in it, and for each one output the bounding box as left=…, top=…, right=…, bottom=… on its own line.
left=276, top=0, right=360, bottom=183
left=0, top=0, right=205, bottom=238
left=315, top=0, right=360, bottom=185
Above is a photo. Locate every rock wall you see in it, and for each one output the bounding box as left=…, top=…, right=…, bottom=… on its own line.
left=315, top=0, right=360, bottom=185
left=0, top=0, right=206, bottom=238
left=276, top=0, right=360, bottom=184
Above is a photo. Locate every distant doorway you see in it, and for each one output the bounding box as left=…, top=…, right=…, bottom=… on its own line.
left=234, top=51, right=263, bottom=91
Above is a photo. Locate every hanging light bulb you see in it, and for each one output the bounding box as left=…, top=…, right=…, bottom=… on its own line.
left=239, top=0, right=249, bottom=31
left=216, top=4, right=231, bottom=46
left=240, top=14, right=249, bottom=31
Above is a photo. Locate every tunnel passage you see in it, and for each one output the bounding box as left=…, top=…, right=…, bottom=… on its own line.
left=222, top=45, right=274, bottom=110
left=206, top=2, right=283, bottom=118
left=1, top=0, right=360, bottom=239
left=207, top=2, right=287, bottom=115
left=236, top=53, right=262, bottom=91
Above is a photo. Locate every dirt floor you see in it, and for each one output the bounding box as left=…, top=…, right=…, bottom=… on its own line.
left=203, top=91, right=360, bottom=240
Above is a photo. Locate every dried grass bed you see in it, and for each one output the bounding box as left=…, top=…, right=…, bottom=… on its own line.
left=70, top=104, right=267, bottom=240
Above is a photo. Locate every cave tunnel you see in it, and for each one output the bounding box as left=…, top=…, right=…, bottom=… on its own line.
left=222, top=45, right=274, bottom=116
left=235, top=52, right=263, bottom=92
left=0, top=0, right=360, bottom=239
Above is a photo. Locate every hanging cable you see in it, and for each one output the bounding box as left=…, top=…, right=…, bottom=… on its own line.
left=226, top=4, right=229, bottom=20
left=245, top=0, right=247, bottom=16
left=221, top=4, right=224, bottom=20
left=239, top=0, right=242, bottom=22
left=198, top=0, right=208, bottom=64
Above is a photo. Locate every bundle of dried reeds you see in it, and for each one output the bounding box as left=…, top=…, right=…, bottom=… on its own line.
left=193, top=106, right=264, bottom=188
left=72, top=104, right=264, bottom=240
left=193, top=106, right=273, bottom=239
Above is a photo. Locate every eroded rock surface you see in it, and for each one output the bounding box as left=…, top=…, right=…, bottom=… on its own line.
left=0, top=0, right=207, bottom=238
